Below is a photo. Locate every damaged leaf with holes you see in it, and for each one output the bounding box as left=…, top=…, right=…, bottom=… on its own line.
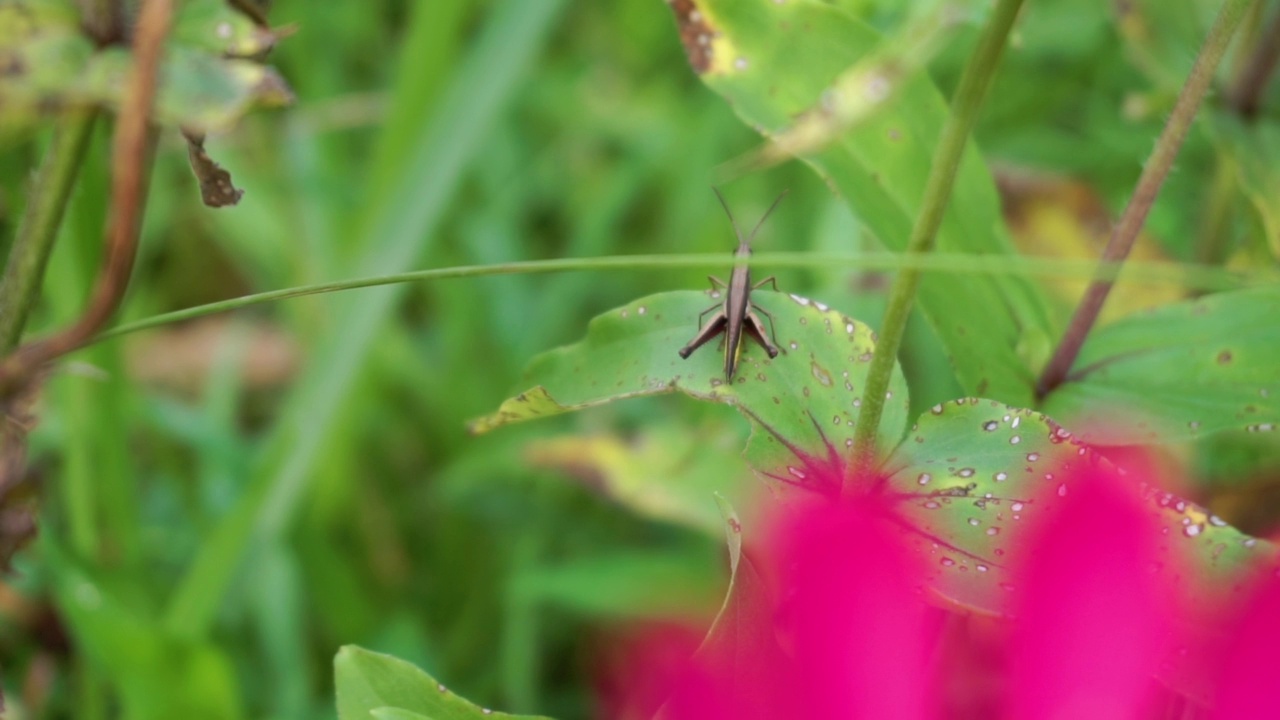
left=471, top=290, right=911, bottom=491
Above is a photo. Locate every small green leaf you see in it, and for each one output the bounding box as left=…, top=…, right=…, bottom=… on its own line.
left=1041, top=286, right=1280, bottom=445
left=471, top=291, right=910, bottom=489
left=665, top=0, right=1054, bottom=406
left=883, top=399, right=1273, bottom=615
left=335, top=646, right=552, bottom=720
left=0, top=0, right=292, bottom=136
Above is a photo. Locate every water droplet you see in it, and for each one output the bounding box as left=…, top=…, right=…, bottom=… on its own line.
left=1209, top=515, right=1227, bottom=527
left=1044, top=473, right=1055, bottom=482
left=1183, top=524, right=1203, bottom=538
left=734, top=56, right=749, bottom=70
left=886, top=391, right=893, bottom=399
left=994, top=472, right=1008, bottom=482
left=845, top=322, right=855, bottom=333
left=1010, top=502, right=1024, bottom=512
left=917, top=473, right=932, bottom=485
left=931, top=404, right=944, bottom=415
left=1248, top=423, right=1276, bottom=432
left=710, top=290, right=722, bottom=299
left=985, top=526, right=1000, bottom=536
left=438, top=683, right=448, bottom=692
left=1010, top=435, right=1021, bottom=445
left=924, top=501, right=941, bottom=509
left=958, top=468, right=975, bottom=478
left=1057, top=484, right=1068, bottom=497
left=832, top=415, right=842, bottom=425
left=999, top=582, right=1016, bottom=592
left=853, top=398, right=862, bottom=407
left=983, top=421, right=998, bottom=432
left=621, top=309, right=629, bottom=318
left=967, top=518, right=980, bottom=526
left=1026, top=452, right=1040, bottom=463
left=789, top=294, right=810, bottom=306
left=815, top=301, right=829, bottom=311
left=789, top=341, right=798, bottom=350
left=845, top=438, right=854, bottom=447
left=976, top=564, right=989, bottom=573
left=940, top=557, right=955, bottom=567
left=637, top=306, right=647, bottom=315
left=1244, top=538, right=1258, bottom=548
left=788, top=466, right=807, bottom=480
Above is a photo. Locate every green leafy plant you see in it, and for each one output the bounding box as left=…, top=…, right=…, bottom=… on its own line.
left=2, top=0, right=1279, bottom=717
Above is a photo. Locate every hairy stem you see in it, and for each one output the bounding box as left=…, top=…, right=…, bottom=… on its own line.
left=0, top=110, right=98, bottom=352
left=850, top=0, right=1026, bottom=475
left=1036, top=0, right=1255, bottom=399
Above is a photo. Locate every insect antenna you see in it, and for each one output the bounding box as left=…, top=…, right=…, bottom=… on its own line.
left=746, top=189, right=789, bottom=244
left=711, top=186, right=746, bottom=246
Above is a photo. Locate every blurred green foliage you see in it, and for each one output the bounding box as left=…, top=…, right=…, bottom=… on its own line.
left=0, top=0, right=1278, bottom=718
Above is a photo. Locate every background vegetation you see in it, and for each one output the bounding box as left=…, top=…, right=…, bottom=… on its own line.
left=2, top=0, right=1278, bottom=718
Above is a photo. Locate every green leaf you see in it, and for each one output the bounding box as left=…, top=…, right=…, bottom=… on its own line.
left=664, top=0, right=1054, bottom=406
left=1040, top=286, right=1280, bottom=445
left=371, top=710, right=433, bottom=720
left=511, top=549, right=723, bottom=619
left=883, top=399, right=1273, bottom=616
left=0, top=0, right=291, bottom=136
left=471, top=291, right=911, bottom=486
left=524, top=424, right=750, bottom=535
left=334, top=646, right=553, bottom=720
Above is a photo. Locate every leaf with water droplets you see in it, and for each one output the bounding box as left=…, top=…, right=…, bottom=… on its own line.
left=1041, top=286, right=1280, bottom=445
left=335, top=646, right=552, bottom=720
left=662, top=0, right=1053, bottom=407
left=471, top=291, right=910, bottom=490
left=882, top=399, right=1275, bottom=616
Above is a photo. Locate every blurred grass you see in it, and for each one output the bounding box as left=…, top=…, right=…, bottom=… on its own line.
left=1, top=0, right=1277, bottom=718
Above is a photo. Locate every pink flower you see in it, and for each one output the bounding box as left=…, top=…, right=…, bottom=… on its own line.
left=610, top=464, right=1280, bottom=718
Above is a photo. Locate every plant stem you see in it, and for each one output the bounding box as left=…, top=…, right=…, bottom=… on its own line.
left=0, top=0, right=170, bottom=395
left=84, top=251, right=1268, bottom=347
left=0, top=110, right=98, bottom=352
left=849, top=0, right=1026, bottom=474
left=1036, top=0, right=1255, bottom=399
left=1227, top=0, right=1280, bottom=119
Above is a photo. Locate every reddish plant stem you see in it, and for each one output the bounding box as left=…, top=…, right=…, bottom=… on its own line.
left=0, top=0, right=172, bottom=396
left=1227, top=1, right=1280, bottom=118
left=1035, top=0, right=1254, bottom=399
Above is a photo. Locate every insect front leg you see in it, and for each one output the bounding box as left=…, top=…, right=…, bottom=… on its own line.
left=707, top=275, right=728, bottom=292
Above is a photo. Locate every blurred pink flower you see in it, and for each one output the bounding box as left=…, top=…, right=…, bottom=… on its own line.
left=610, top=465, right=1280, bottom=719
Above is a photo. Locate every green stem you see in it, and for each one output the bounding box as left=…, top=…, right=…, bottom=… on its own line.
left=0, top=110, right=98, bottom=352
left=1036, top=0, right=1255, bottom=399
left=85, top=251, right=1266, bottom=347
left=849, top=0, right=1026, bottom=474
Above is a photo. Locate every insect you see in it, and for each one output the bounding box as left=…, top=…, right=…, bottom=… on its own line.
left=678, top=188, right=787, bottom=380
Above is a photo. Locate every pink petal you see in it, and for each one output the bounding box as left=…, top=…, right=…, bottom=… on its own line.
left=1006, top=466, right=1179, bottom=719
left=773, top=498, right=939, bottom=719
left=1210, top=569, right=1280, bottom=718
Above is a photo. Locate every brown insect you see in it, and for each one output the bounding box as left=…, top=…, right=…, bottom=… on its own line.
left=678, top=189, right=787, bottom=380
